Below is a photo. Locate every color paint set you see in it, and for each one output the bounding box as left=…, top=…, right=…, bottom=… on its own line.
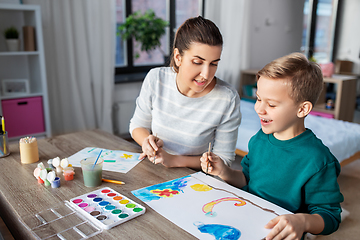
left=21, top=187, right=146, bottom=239
left=68, top=187, right=146, bottom=230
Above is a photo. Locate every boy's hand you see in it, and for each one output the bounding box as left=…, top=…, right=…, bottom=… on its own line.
left=200, top=152, right=225, bottom=176
left=139, top=135, right=163, bottom=161
left=265, top=214, right=306, bottom=240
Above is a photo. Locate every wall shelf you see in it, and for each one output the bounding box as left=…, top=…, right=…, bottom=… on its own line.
left=0, top=3, right=51, bottom=139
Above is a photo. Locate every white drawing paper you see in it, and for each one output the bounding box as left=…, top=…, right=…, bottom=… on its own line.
left=132, top=172, right=292, bottom=240
left=68, top=147, right=142, bottom=173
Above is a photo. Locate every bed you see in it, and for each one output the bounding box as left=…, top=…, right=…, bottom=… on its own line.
left=236, top=100, right=360, bottom=167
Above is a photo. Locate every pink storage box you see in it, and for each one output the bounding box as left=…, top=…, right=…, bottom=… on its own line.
left=309, top=110, right=334, bottom=119
left=1, top=96, right=45, bottom=138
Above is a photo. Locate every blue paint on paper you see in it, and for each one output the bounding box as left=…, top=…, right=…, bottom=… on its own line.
left=205, top=211, right=217, bottom=217
left=132, top=175, right=190, bottom=202
left=194, top=222, right=241, bottom=240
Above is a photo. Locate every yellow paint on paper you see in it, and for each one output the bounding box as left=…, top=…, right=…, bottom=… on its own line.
left=190, top=184, right=213, bottom=192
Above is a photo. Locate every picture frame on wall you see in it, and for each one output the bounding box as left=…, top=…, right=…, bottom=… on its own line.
left=2, top=79, right=29, bottom=96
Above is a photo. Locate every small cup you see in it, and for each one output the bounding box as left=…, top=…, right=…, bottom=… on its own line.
left=0, top=131, right=10, bottom=158
left=19, top=137, right=39, bottom=164
left=44, top=179, right=51, bottom=187
left=63, top=170, right=75, bottom=181
left=51, top=177, right=61, bottom=188
left=80, top=157, right=103, bottom=187
left=47, top=159, right=54, bottom=169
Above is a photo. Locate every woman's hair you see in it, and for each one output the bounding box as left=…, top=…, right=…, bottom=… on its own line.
left=257, top=52, right=323, bottom=105
left=170, top=16, right=223, bottom=73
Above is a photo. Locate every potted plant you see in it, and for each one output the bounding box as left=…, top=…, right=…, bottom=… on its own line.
left=3, top=26, right=20, bottom=51
left=117, top=9, right=168, bottom=60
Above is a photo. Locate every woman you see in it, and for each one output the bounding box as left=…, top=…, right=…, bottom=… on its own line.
left=129, top=16, right=241, bottom=169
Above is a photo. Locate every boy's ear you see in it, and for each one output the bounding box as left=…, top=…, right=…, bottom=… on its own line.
left=297, top=101, right=313, bottom=118
left=173, top=48, right=182, bottom=67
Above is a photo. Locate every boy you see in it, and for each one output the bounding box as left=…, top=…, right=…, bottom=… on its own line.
left=200, top=52, right=344, bottom=240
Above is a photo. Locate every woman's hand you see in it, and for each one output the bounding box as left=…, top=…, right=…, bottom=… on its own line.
left=139, top=135, right=163, bottom=161
left=151, top=149, right=176, bottom=167
left=151, top=149, right=203, bottom=169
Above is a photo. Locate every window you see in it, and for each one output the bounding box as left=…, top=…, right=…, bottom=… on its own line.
left=115, top=0, right=203, bottom=82
left=301, top=0, right=340, bottom=63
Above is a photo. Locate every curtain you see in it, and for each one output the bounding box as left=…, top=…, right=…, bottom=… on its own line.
left=23, top=0, right=116, bottom=136
left=204, top=0, right=249, bottom=91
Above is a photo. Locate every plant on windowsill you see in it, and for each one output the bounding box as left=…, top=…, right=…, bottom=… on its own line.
left=117, top=9, right=168, bottom=60
left=3, top=26, right=20, bottom=52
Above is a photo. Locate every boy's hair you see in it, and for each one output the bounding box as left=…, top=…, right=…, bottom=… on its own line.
left=257, top=52, right=323, bottom=105
left=170, top=16, right=223, bottom=73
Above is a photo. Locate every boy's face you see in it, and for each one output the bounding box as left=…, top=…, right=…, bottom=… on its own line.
left=255, top=76, right=305, bottom=140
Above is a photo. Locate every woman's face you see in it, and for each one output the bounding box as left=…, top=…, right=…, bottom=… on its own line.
left=174, top=42, right=222, bottom=98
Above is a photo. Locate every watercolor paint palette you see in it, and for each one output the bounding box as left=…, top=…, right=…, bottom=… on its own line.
left=68, top=187, right=146, bottom=230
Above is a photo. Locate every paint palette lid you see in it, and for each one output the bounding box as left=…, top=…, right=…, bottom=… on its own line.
left=20, top=201, right=103, bottom=239
left=20, top=187, right=146, bottom=239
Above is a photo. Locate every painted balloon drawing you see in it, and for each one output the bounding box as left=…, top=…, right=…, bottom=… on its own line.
left=132, top=172, right=291, bottom=240
left=194, top=222, right=241, bottom=240
left=202, top=197, right=246, bottom=217
left=190, top=183, right=247, bottom=217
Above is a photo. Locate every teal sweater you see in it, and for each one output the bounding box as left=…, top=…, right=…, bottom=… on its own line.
left=241, top=129, right=344, bottom=235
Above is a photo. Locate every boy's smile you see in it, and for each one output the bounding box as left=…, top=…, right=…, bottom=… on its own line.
left=255, top=76, right=306, bottom=140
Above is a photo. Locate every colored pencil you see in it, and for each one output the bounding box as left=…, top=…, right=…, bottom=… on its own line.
left=102, top=178, right=125, bottom=185
left=1, top=116, right=4, bottom=133
left=206, top=142, right=211, bottom=174
left=1, top=116, right=6, bottom=155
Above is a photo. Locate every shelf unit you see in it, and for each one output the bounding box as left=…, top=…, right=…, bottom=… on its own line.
left=313, top=75, right=357, bottom=122
left=239, top=70, right=357, bottom=122
left=0, top=3, right=51, bottom=139
left=238, top=69, right=259, bottom=100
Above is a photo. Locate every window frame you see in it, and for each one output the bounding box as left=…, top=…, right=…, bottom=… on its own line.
left=304, top=0, right=341, bottom=63
left=115, top=0, right=205, bottom=83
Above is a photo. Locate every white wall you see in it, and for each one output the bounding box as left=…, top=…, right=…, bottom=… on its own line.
left=247, top=0, right=304, bottom=69
left=335, top=0, right=360, bottom=74
left=113, top=81, right=142, bottom=135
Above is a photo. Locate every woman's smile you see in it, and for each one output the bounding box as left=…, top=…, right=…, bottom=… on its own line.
left=193, top=78, right=207, bottom=86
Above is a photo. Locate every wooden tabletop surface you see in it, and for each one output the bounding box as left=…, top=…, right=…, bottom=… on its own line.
left=0, top=129, right=196, bottom=239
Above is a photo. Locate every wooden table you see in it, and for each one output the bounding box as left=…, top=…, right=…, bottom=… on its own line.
left=0, top=129, right=196, bottom=239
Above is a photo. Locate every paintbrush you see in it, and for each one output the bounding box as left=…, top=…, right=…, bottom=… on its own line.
left=92, top=149, right=103, bottom=170
left=153, top=133, right=157, bottom=164
left=206, top=142, right=211, bottom=175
